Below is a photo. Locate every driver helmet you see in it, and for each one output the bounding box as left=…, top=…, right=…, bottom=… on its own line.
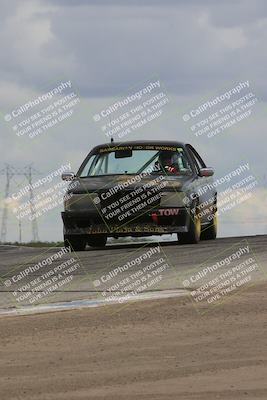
left=158, top=151, right=179, bottom=167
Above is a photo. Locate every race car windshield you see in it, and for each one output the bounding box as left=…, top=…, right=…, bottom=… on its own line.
left=79, top=148, right=193, bottom=177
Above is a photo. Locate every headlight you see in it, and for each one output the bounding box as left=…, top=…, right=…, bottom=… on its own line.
left=64, top=192, right=100, bottom=211
left=160, top=191, right=186, bottom=207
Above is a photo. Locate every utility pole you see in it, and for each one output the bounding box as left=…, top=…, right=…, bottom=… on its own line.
left=19, top=220, right=22, bottom=243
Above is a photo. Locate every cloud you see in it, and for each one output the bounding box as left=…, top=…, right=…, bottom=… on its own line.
left=0, top=0, right=266, bottom=97
left=0, top=0, right=266, bottom=241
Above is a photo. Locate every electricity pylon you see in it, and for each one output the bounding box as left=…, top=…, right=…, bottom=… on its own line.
left=0, top=164, right=40, bottom=243
left=0, top=165, right=14, bottom=242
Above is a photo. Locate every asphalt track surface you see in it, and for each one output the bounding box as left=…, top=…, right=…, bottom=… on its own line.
left=0, top=235, right=266, bottom=312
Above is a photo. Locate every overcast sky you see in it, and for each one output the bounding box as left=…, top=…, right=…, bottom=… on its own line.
left=0, top=0, right=266, bottom=242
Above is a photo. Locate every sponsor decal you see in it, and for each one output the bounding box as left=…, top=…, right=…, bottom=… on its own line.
left=98, top=145, right=179, bottom=153
left=154, top=208, right=180, bottom=216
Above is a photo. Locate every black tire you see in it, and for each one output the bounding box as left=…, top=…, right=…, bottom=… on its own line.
left=87, top=235, right=107, bottom=248
left=200, top=213, right=217, bottom=240
left=178, top=203, right=201, bottom=245
left=64, top=235, right=86, bottom=252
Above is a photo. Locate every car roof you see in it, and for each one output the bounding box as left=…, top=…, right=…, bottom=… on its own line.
left=92, top=140, right=187, bottom=151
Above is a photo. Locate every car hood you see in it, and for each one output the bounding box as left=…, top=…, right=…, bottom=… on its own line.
left=67, top=174, right=194, bottom=194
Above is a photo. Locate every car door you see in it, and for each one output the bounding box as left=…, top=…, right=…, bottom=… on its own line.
left=185, top=144, right=216, bottom=223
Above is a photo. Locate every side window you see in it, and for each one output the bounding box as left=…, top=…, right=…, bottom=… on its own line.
left=178, top=153, right=192, bottom=172
left=186, top=145, right=206, bottom=175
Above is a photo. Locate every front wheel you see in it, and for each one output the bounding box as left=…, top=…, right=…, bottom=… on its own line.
left=87, top=235, right=107, bottom=248
left=178, top=204, right=201, bottom=245
left=64, top=235, right=87, bottom=252
left=200, top=213, right=217, bottom=240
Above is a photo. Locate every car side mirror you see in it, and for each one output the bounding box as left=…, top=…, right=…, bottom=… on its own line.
left=62, top=172, right=76, bottom=181
left=199, top=168, right=214, bottom=177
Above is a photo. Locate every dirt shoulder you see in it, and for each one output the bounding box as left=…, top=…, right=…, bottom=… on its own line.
left=0, top=283, right=267, bottom=400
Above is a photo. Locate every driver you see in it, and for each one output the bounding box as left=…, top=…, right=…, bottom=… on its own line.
left=155, top=151, right=180, bottom=174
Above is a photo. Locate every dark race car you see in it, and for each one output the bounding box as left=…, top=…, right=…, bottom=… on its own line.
left=61, top=141, right=217, bottom=250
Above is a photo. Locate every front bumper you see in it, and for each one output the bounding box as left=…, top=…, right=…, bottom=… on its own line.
left=62, top=208, right=190, bottom=236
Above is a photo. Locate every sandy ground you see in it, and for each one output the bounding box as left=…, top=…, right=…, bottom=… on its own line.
left=0, top=281, right=267, bottom=400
